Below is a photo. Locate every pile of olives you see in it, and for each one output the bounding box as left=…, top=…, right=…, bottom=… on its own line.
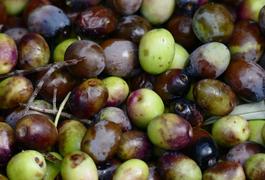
left=1, top=0, right=265, bottom=179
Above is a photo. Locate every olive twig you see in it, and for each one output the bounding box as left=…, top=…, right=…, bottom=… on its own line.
left=54, top=92, right=71, bottom=127
left=53, top=88, right=58, bottom=111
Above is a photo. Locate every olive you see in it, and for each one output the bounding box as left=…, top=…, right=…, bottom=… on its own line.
left=0, top=33, right=18, bottom=74
left=192, top=3, right=234, bottom=43
left=75, top=5, right=117, bottom=37
left=184, top=42, right=231, bottom=79
left=226, top=141, right=265, bottom=165
left=147, top=113, right=192, bottom=150
left=193, top=79, right=237, bottom=116
left=169, top=98, right=204, bottom=127
left=58, top=120, right=87, bottom=156
left=176, top=0, right=209, bottom=15
left=129, top=72, right=155, bottom=90
left=158, top=153, right=202, bottom=180
left=203, top=161, right=246, bottom=180
left=98, top=159, right=121, bottom=180
left=112, top=0, right=142, bottom=15
left=7, top=150, right=47, bottom=180
left=113, top=159, right=149, bottom=180
left=4, top=27, right=28, bottom=45
left=0, top=76, right=33, bottom=109
left=53, top=38, right=77, bottom=62
left=224, top=59, right=265, bottom=102
left=0, top=122, right=14, bottom=166
left=65, top=0, right=102, bottom=11
left=61, top=151, right=98, bottom=180
left=81, top=120, right=122, bottom=163
left=212, top=115, right=250, bottom=147
left=2, top=0, right=28, bottom=16
left=248, top=120, right=265, bottom=145
left=18, top=33, right=50, bottom=70
left=115, top=15, right=152, bottom=44
left=64, top=40, right=106, bottom=78
left=154, top=69, right=190, bottom=102
left=117, top=130, right=151, bottom=160
left=238, top=0, right=265, bottom=22
left=228, top=20, right=265, bottom=62
left=15, top=114, right=58, bottom=151
left=43, top=152, right=62, bottom=180
left=259, top=5, right=265, bottom=35
left=244, top=153, right=265, bottom=180
left=68, top=78, right=108, bottom=118
left=169, top=43, right=189, bottom=69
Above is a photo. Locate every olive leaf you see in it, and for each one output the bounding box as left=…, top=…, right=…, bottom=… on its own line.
left=204, top=101, right=265, bottom=125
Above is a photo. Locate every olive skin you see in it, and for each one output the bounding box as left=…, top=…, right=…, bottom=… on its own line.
left=224, top=59, right=265, bottom=102
left=0, top=122, right=15, bottom=166
left=64, top=40, right=106, bottom=78
left=117, top=130, right=152, bottom=160
left=129, top=72, right=155, bottom=90
left=5, top=27, right=28, bottom=45
left=158, top=153, right=202, bottom=180
left=81, top=121, right=122, bottom=163
left=75, top=5, right=117, bottom=37
left=244, top=153, right=265, bottom=180
left=0, top=33, right=18, bottom=74
left=147, top=113, right=192, bottom=150
left=192, top=3, right=234, bottom=43
left=193, top=79, right=237, bottom=116
left=68, top=78, right=108, bottom=119
left=226, top=141, right=265, bottom=165
left=115, top=15, right=152, bottom=44
left=112, top=0, right=142, bottom=15
left=229, top=20, right=265, bottom=62
left=0, top=76, right=33, bottom=109
left=101, top=39, right=138, bottom=77
left=15, top=114, right=58, bottom=152
left=203, top=161, right=246, bottom=180
left=18, top=33, right=50, bottom=70
left=184, top=42, right=231, bottom=79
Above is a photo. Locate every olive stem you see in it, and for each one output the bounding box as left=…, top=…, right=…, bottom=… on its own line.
left=53, top=88, right=58, bottom=111
left=54, top=92, right=71, bottom=127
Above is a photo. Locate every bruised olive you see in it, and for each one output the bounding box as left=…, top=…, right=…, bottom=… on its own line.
left=154, top=69, right=190, bottom=102
left=0, top=76, right=33, bottom=109
left=193, top=79, right=237, bottom=116
left=115, top=15, right=152, bottom=44
left=192, top=3, right=234, bottom=43
left=117, top=130, right=151, bottom=160
left=203, top=161, right=246, bottom=180
left=75, top=6, right=117, bottom=37
left=101, top=39, right=138, bottom=77
left=224, top=59, right=265, bottom=102
left=64, top=40, right=105, bottom=78
left=184, top=42, right=231, bottom=79
left=158, top=153, right=202, bottom=180
left=81, top=121, right=122, bottom=163
left=68, top=78, right=108, bottom=118
left=229, top=20, right=265, bottom=62
left=147, top=113, right=192, bottom=150
left=15, top=114, right=58, bottom=151
left=244, top=153, right=265, bottom=180
left=226, top=141, right=265, bottom=165
left=0, top=122, right=14, bottom=166
left=212, top=115, right=250, bottom=147
left=169, top=98, right=204, bottom=127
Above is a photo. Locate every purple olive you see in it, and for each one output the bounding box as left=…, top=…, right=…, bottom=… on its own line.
left=0, top=122, right=14, bottom=166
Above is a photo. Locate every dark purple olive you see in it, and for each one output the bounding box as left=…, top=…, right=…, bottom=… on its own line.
left=98, top=159, right=121, bottom=180
left=229, top=20, right=265, bottom=62
left=68, top=78, right=108, bottom=118
left=224, top=59, right=265, bottom=102
left=15, top=114, right=58, bottom=152
left=167, top=14, right=199, bottom=49
left=18, top=33, right=50, bottom=70
left=65, top=0, right=102, bottom=11
left=27, top=5, right=70, bottom=38
left=148, top=164, right=161, bottom=180
left=75, top=6, right=117, bottom=37
left=203, top=161, right=246, bottom=180
left=176, top=0, right=209, bottom=15
left=169, top=98, right=204, bottom=127
left=259, top=5, right=265, bottom=35
left=101, top=39, right=138, bottom=77
left=154, top=69, right=190, bottom=102
left=4, top=27, right=28, bottom=45
left=112, top=0, right=142, bottom=15
left=186, top=137, right=219, bottom=171
left=37, top=69, right=77, bottom=103
left=117, top=130, right=151, bottom=160
left=81, top=120, right=122, bottom=163
left=158, top=153, right=202, bottom=179
left=129, top=72, right=155, bottom=90
left=64, top=40, right=105, bottom=78
left=0, top=122, right=14, bottom=166
left=115, top=15, right=152, bottom=44
left=226, top=141, right=265, bottom=165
